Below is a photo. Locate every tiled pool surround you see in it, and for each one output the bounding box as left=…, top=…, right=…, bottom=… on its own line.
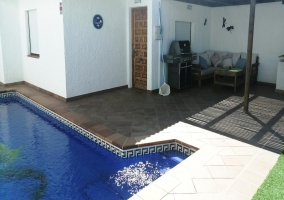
left=0, top=92, right=197, bottom=158
left=1, top=84, right=283, bottom=199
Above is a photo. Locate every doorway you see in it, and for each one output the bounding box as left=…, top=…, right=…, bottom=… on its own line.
left=132, top=7, right=147, bottom=90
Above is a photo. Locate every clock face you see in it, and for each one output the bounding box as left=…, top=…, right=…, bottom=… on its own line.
left=93, top=15, right=103, bottom=29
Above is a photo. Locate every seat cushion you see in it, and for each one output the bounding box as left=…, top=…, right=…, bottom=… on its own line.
left=211, top=53, right=221, bottom=67
left=216, top=51, right=228, bottom=67
left=199, top=53, right=210, bottom=66
left=232, top=53, right=241, bottom=67
left=216, top=51, right=228, bottom=58
left=200, top=66, right=215, bottom=75
left=199, top=56, right=208, bottom=69
left=206, top=50, right=215, bottom=64
left=223, top=58, right=233, bottom=68
left=222, top=54, right=232, bottom=60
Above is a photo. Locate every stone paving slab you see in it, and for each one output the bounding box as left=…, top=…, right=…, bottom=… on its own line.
left=131, top=123, right=280, bottom=199
left=1, top=83, right=283, bottom=199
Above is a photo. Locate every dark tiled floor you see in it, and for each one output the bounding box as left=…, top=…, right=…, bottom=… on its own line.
left=1, top=82, right=284, bottom=152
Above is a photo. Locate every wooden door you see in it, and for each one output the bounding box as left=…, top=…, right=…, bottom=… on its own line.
left=132, top=7, right=147, bottom=90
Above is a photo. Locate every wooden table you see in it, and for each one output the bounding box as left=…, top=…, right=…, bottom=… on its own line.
left=214, top=68, right=245, bottom=92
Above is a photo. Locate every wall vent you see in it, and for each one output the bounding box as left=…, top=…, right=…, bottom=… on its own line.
left=135, top=0, right=141, bottom=3
left=187, top=5, right=192, bottom=10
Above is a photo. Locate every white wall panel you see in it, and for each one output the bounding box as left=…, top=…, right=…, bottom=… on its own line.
left=0, top=0, right=23, bottom=84
left=210, top=2, right=284, bottom=84
left=63, top=0, right=127, bottom=98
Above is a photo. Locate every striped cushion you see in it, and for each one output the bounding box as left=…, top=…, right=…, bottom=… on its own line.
left=235, top=58, right=246, bottom=69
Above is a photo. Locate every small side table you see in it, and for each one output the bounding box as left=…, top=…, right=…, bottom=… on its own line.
left=214, top=68, right=245, bottom=92
left=276, top=62, right=284, bottom=93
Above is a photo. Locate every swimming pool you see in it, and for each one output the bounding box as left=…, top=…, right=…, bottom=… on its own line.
left=0, top=93, right=192, bottom=199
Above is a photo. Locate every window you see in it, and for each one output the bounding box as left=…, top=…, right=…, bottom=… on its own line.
left=175, top=21, right=191, bottom=41
left=27, top=10, right=40, bottom=58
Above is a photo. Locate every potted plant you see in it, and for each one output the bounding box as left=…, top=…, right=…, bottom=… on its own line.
left=279, top=55, right=284, bottom=62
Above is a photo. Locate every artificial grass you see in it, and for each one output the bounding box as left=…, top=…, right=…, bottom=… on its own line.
left=252, top=151, right=284, bottom=200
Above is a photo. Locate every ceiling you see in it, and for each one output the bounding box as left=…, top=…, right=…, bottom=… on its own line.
left=175, top=0, right=283, bottom=7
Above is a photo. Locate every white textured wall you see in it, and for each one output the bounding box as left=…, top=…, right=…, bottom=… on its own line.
left=160, top=0, right=212, bottom=85
left=162, top=1, right=212, bottom=54
left=18, top=0, right=66, bottom=97
left=0, top=0, right=23, bottom=84
left=210, top=2, right=284, bottom=84
left=63, top=0, right=127, bottom=98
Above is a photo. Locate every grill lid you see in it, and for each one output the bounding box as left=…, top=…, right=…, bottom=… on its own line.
left=169, top=40, right=191, bottom=56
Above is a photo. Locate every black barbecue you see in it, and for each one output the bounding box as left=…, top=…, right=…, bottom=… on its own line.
left=164, top=40, right=196, bottom=89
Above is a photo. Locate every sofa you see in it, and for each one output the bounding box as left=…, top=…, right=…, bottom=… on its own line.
left=191, top=50, right=259, bottom=87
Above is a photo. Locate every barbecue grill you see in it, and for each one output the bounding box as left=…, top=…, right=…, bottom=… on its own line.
left=163, top=40, right=196, bottom=89
left=164, top=40, right=196, bottom=64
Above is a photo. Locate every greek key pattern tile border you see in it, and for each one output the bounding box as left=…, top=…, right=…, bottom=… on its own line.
left=0, top=92, right=197, bottom=158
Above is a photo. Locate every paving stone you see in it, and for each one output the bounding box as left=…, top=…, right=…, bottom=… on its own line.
left=230, top=178, right=259, bottom=197
left=193, top=179, right=219, bottom=193
left=6, top=83, right=284, bottom=200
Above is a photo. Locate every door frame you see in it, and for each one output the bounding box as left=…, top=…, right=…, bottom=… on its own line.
left=128, top=6, right=148, bottom=90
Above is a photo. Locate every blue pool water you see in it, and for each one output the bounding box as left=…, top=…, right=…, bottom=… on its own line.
left=0, top=96, right=187, bottom=200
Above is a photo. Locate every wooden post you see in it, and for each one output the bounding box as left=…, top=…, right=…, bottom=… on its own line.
left=244, top=0, right=256, bottom=112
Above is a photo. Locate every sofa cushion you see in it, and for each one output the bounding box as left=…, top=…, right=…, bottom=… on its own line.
left=199, top=53, right=210, bottom=65
left=192, top=53, right=208, bottom=65
left=200, top=66, right=215, bottom=76
left=222, top=54, right=232, bottom=60
left=216, top=51, right=228, bottom=67
left=211, top=53, right=221, bottom=67
left=232, top=53, right=241, bottom=67
left=199, top=56, right=208, bottom=69
left=206, top=50, right=215, bottom=64
left=236, top=58, right=246, bottom=69
left=216, top=51, right=228, bottom=58
left=241, top=53, right=258, bottom=64
left=223, top=58, right=233, bottom=68
left=199, top=53, right=210, bottom=66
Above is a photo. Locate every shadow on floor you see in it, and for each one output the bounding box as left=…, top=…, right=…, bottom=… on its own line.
left=1, top=82, right=284, bottom=153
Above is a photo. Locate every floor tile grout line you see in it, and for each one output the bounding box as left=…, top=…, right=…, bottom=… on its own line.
left=221, top=122, right=280, bottom=199
left=225, top=186, right=251, bottom=199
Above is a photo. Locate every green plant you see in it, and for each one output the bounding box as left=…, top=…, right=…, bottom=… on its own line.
left=252, top=151, right=284, bottom=200
left=0, top=143, right=47, bottom=200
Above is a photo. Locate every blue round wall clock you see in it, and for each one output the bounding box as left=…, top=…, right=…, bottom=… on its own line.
left=93, top=14, right=103, bottom=29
